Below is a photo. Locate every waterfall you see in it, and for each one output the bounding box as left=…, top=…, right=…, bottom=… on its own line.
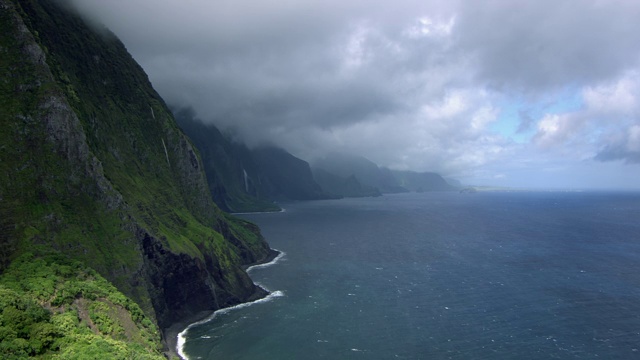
left=243, top=169, right=249, bottom=193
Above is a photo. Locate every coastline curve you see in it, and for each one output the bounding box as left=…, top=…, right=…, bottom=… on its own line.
left=176, top=249, right=286, bottom=359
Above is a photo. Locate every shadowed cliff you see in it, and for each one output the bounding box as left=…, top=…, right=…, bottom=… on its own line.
left=174, top=108, right=333, bottom=211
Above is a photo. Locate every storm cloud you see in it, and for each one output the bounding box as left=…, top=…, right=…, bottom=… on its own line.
left=70, top=0, right=640, bottom=189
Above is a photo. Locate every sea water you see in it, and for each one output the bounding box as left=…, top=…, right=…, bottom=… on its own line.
left=180, top=191, right=640, bottom=359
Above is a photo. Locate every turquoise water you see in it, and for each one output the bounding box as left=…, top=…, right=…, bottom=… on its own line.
left=181, top=192, right=640, bottom=359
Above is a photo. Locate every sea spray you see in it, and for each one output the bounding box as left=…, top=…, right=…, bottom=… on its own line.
left=176, top=250, right=286, bottom=359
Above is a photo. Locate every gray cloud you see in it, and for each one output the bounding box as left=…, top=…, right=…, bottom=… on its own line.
left=69, top=0, right=640, bottom=188
left=595, top=146, right=640, bottom=164
left=455, top=0, right=640, bottom=92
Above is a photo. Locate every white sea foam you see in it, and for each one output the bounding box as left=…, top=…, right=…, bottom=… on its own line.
left=247, top=249, right=286, bottom=273
left=177, top=289, right=284, bottom=359
left=177, top=250, right=285, bottom=359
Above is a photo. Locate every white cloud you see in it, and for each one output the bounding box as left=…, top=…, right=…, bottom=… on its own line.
left=583, top=73, right=639, bottom=115
left=403, top=16, right=456, bottom=38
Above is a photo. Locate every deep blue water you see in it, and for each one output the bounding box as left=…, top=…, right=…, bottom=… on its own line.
left=180, top=191, right=640, bottom=359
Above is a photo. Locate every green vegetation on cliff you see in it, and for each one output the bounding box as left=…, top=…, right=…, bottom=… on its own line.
left=0, top=253, right=163, bottom=359
left=0, top=0, right=274, bottom=356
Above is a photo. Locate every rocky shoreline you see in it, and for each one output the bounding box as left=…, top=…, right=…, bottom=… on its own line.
left=164, top=248, right=281, bottom=359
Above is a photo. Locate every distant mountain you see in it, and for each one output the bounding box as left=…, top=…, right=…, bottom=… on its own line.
left=313, top=153, right=458, bottom=194
left=391, top=170, right=458, bottom=192
left=445, top=177, right=463, bottom=188
left=251, top=146, right=333, bottom=201
left=312, top=168, right=382, bottom=198
left=313, top=153, right=408, bottom=193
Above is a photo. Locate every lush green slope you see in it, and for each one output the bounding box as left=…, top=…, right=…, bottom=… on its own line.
left=0, top=0, right=274, bottom=355
left=0, top=253, right=163, bottom=359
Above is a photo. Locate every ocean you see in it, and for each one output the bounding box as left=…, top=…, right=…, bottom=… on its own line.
left=179, top=191, right=640, bottom=359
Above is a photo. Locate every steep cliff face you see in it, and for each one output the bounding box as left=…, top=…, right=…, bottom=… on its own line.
left=0, top=0, right=273, bottom=353
left=173, top=108, right=281, bottom=213
left=251, top=146, right=332, bottom=201
left=312, top=168, right=382, bottom=198
left=175, top=109, right=333, bottom=210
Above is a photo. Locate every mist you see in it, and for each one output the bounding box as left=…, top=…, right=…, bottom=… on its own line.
left=69, top=0, right=640, bottom=189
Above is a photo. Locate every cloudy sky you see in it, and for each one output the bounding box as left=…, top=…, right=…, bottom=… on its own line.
left=71, top=0, right=640, bottom=189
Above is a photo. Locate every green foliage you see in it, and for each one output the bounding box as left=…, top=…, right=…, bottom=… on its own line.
left=0, top=254, right=163, bottom=358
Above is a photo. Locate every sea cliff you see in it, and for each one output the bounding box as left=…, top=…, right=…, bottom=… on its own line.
left=0, top=0, right=274, bottom=356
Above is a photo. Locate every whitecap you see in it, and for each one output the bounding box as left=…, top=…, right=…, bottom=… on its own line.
left=247, top=250, right=286, bottom=273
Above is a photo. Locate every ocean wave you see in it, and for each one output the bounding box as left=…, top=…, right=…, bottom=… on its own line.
left=177, top=251, right=285, bottom=360
left=177, top=290, right=284, bottom=359
left=247, top=249, right=286, bottom=273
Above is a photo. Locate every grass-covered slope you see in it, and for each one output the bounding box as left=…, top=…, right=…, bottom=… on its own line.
left=0, top=253, right=163, bottom=359
left=1, top=0, right=274, bottom=354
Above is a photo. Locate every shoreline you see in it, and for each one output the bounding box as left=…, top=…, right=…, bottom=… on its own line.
left=243, top=248, right=281, bottom=271
left=164, top=248, right=282, bottom=359
left=230, top=208, right=286, bottom=215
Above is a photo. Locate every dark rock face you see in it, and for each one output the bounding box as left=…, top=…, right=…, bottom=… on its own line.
left=312, top=168, right=381, bottom=198
left=140, top=232, right=218, bottom=330
left=175, top=109, right=334, bottom=209
left=251, top=146, right=331, bottom=201
left=173, top=108, right=281, bottom=213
